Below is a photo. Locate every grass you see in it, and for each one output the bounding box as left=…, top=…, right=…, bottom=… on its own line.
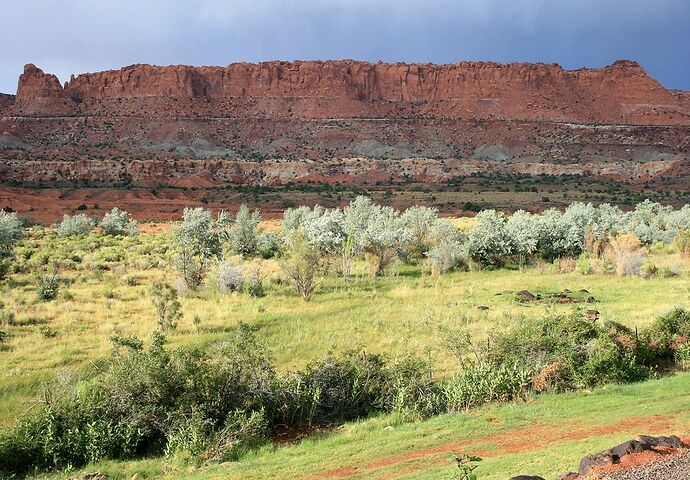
left=1, top=227, right=690, bottom=478
left=1, top=229, right=689, bottom=427
left=31, top=372, right=690, bottom=480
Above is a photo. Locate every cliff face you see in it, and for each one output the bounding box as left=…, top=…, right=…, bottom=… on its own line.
left=2, top=60, right=689, bottom=195
left=0, top=93, right=14, bottom=111
left=13, top=64, right=76, bottom=115
left=11, top=60, right=690, bottom=124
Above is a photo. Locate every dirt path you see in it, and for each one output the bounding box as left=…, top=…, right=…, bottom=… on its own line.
left=314, top=412, right=685, bottom=479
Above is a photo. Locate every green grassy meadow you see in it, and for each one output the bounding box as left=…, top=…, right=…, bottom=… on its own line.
left=1, top=225, right=689, bottom=478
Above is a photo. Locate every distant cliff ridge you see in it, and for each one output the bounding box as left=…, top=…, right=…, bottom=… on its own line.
left=1, top=60, right=688, bottom=190
left=7, top=60, right=690, bottom=124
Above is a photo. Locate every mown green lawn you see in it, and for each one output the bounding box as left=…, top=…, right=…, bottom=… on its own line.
left=34, top=372, right=690, bottom=480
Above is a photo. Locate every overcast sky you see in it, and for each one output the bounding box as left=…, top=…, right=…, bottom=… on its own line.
left=2, top=0, right=689, bottom=94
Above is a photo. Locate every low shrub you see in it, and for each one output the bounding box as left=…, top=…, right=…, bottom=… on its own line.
left=605, top=232, right=645, bottom=276
left=57, top=214, right=94, bottom=237
left=2, top=308, right=690, bottom=477
left=576, top=253, right=594, bottom=275
left=641, top=307, right=690, bottom=362
left=215, top=261, right=244, bottom=293
left=256, top=232, right=282, bottom=259
left=487, top=311, right=649, bottom=389
left=640, top=261, right=658, bottom=279
left=443, top=361, right=532, bottom=412
left=674, top=228, right=690, bottom=258
left=150, top=283, right=181, bottom=331
left=426, top=241, right=465, bottom=275
left=99, top=207, right=139, bottom=236
left=36, top=264, right=60, bottom=301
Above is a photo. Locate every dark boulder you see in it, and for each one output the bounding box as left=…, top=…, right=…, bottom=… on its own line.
left=515, top=290, right=538, bottom=302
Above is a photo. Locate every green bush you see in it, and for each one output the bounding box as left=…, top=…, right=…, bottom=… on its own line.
left=640, top=261, right=658, bottom=279
left=575, top=253, right=594, bottom=275
left=487, top=312, right=649, bottom=389
left=2, top=309, right=690, bottom=477
left=641, top=307, right=690, bottom=361
left=57, top=214, right=94, bottom=237
left=36, top=265, right=60, bottom=301
left=443, top=361, right=532, bottom=412
left=256, top=232, right=282, bottom=259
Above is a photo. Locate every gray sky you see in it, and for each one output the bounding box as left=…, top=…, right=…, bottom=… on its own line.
left=2, top=0, right=689, bottom=94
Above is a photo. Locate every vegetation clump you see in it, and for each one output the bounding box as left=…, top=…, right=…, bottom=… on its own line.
left=99, top=207, right=139, bottom=236
left=57, top=214, right=95, bottom=237
left=2, top=306, right=689, bottom=477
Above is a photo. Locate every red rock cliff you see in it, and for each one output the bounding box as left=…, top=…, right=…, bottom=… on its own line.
left=11, top=60, right=689, bottom=124
left=15, top=64, right=76, bottom=115
left=0, top=93, right=14, bottom=111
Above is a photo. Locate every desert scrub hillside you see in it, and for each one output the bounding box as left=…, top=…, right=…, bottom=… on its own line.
left=0, top=200, right=689, bottom=477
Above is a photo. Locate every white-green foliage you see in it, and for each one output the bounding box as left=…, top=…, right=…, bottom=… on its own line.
left=0, top=211, right=23, bottom=254
left=464, top=210, right=512, bottom=267
left=215, top=261, right=244, bottom=293
left=256, top=232, right=282, bottom=259
left=174, top=208, right=222, bottom=259
left=282, top=198, right=690, bottom=274
left=426, top=241, right=464, bottom=275
left=284, top=198, right=460, bottom=275
left=228, top=205, right=260, bottom=257
left=173, top=208, right=223, bottom=289
left=57, top=214, right=95, bottom=237
left=281, top=205, right=324, bottom=232
left=505, top=210, right=539, bottom=264
left=99, top=207, right=139, bottom=236
left=624, top=200, right=675, bottom=244
left=361, top=204, right=410, bottom=275
left=401, top=206, right=439, bottom=256
left=301, top=209, right=346, bottom=254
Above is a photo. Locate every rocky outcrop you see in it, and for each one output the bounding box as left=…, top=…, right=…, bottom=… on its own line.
left=16, top=64, right=66, bottom=99
left=9, top=60, right=690, bottom=124
left=2, top=60, right=689, bottom=195
left=15, top=64, right=76, bottom=115
left=0, top=93, right=14, bottom=111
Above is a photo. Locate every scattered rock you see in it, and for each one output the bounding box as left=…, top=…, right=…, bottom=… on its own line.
left=69, top=474, right=107, bottom=480
left=509, top=476, right=545, bottom=480
left=636, top=435, right=686, bottom=449
left=578, top=435, right=687, bottom=475
left=556, top=473, right=579, bottom=480
left=586, top=296, right=597, bottom=303
left=516, top=290, right=538, bottom=302
left=580, top=451, right=617, bottom=474
left=478, top=305, right=490, bottom=311
left=587, top=309, right=600, bottom=321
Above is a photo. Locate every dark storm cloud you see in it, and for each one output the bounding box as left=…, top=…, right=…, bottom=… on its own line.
left=2, top=0, right=689, bottom=94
